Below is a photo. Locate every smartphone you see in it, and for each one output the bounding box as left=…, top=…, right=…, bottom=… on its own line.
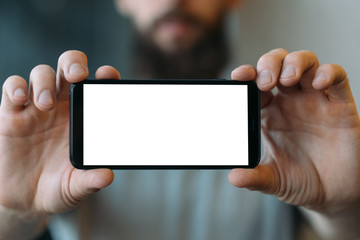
left=70, top=79, right=260, bottom=169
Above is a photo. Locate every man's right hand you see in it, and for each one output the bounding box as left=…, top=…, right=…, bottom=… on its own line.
left=0, top=50, right=120, bottom=218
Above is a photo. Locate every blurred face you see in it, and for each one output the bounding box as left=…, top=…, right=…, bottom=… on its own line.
left=117, top=0, right=239, bottom=54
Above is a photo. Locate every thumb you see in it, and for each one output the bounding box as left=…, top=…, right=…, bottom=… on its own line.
left=228, top=165, right=276, bottom=194
left=69, top=169, right=114, bottom=204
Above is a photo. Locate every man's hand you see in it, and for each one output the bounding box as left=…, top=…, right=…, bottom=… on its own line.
left=0, top=50, right=121, bottom=217
left=229, top=49, right=360, bottom=214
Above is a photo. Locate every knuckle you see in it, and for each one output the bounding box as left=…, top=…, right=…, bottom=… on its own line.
left=4, top=75, right=26, bottom=88
left=298, top=49, right=316, bottom=56
left=320, top=63, right=335, bottom=71
left=58, top=50, right=87, bottom=63
left=2, top=76, right=27, bottom=99
left=285, top=50, right=319, bottom=66
left=283, top=52, right=302, bottom=64
left=257, top=55, right=275, bottom=66
left=318, top=64, right=348, bottom=84
left=257, top=49, right=289, bottom=68
left=334, top=64, right=346, bottom=74
left=329, top=64, right=347, bottom=78
left=34, top=64, right=55, bottom=72
left=320, top=64, right=344, bottom=74
left=30, top=65, right=55, bottom=78
left=270, top=48, right=289, bottom=55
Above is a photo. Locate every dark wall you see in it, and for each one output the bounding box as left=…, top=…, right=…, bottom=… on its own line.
left=0, top=0, right=133, bottom=99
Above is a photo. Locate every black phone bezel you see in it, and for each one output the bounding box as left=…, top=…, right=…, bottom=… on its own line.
left=70, top=79, right=260, bottom=169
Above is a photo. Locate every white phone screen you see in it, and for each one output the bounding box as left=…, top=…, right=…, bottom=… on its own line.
left=83, top=84, right=248, bottom=166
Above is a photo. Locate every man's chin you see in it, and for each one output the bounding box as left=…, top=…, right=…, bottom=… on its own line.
left=132, top=21, right=228, bottom=78
left=156, top=43, right=188, bottom=55
left=153, top=38, right=196, bottom=55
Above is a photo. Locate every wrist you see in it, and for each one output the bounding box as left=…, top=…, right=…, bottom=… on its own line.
left=300, top=202, right=360, bottom=240
left=0, top=204, right=48, bottom=240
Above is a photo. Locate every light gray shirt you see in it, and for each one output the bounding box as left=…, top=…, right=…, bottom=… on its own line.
left=48, top=170, right=296, bottom=240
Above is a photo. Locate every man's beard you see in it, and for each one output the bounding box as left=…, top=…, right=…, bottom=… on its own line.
left=132, top=24, right=229, bottom=79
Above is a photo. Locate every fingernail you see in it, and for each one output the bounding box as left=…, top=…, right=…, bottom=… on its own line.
left=314, top=74, right=327, bottom=83
left=280, top=66, right=296, bottom=78
left=258, top=71, right=272, bottom=85
left=13, top=88, right=26, bottom=97
left=69, top=63, right=86, bottom=76
left=39, top=90, right=54, bottom=105
left=313, top=74, right=327, bottom=88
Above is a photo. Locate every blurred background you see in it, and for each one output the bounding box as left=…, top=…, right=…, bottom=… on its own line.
left=0, top=0, right=133, bottom=82
left=0, top=0, right=359, bottom=109
left=237, top=0, right=360, bottom=109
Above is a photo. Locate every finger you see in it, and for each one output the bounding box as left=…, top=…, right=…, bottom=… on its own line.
left=1, top=76, right=29, bottom=113
left=231, top=65, right=274, bottom=109
left=29, top=65, right=56, bottom=112
left=228, top=165, right=276, bottom=194
left=95, top=65, right=121, bottom=80
left=260, top=91, right=274, bottom=109
left=256, top=48, right=289, bottom=91
left=279, top=50, right=319, bottom=91
left=56, top=50, right=89, bottom=100
left=312, top=64, right=354, bottom=103
left=231, top=65, right=257, bottom=81
left=70, top=169, right=114, bottom=203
